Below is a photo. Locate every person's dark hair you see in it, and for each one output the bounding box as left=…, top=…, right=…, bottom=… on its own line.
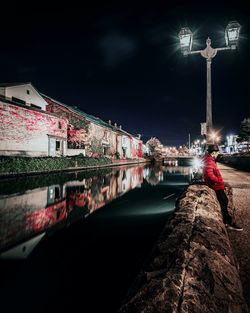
left=207, top=144, right=220, bottom=154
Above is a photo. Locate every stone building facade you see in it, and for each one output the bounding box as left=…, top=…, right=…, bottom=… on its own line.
left=0, top=82, right=143, bottom=159
left=0, top=83, right=67, bottom=157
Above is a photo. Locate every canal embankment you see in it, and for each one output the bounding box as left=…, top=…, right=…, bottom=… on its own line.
left=218, top=163, right=250, bottom=310
left=0, top=156, right=149, bottom=178
left=118, top=180, right=249, bottom=312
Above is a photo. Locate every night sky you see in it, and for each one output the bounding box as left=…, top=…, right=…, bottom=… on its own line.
left=1, top=0, right=250, bottom=146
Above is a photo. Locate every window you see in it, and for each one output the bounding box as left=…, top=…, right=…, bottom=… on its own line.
left=30, top=103, right=42, bottom=110
left=54, top=187, right=60, bottom=199
left=103, top=146, right=108, bottom=155
left=122, top=147, right=126, bottom=158
left=12, top=97, right=26, bottom=105
left=67, top=142, right=85, bottom=149
left=68, top=142, right=74, bottom=149
left=56, top=141, right=61, bottom=151
left=26, top=90, right=30, bottom=95
left=122, top=171, right=126, bottom=180
left=58, top=121, right=62, bottom=129
left=103, top=176, right=110, bottom=186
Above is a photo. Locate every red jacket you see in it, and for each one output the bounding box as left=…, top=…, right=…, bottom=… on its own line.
left=202, top=154, right=225, bottom=190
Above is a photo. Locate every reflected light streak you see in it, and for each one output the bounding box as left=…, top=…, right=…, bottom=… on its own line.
left=118, top=202, right=176, bottom=217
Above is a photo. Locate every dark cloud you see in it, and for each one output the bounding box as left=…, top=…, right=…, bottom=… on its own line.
left=17, top=66, right=36, bottom=74
left=97, top=31, right=137, bottom=67
left=147, top=25, right=170, bottom=46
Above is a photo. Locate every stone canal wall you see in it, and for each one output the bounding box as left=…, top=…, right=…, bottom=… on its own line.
left=118, top=184, right=248, bottom=313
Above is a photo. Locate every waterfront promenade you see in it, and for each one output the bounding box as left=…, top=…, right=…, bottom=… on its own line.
left=218, top=163, right=250, bottom=308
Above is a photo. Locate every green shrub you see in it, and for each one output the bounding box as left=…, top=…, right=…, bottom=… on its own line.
left=0, top=156, right=112, bottom=175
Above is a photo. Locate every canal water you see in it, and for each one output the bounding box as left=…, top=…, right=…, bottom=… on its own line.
left=0, top=163, right=193, bottom=313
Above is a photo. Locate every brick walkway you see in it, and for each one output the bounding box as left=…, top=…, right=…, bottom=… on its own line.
left=218, top=163, right=250, bottom=309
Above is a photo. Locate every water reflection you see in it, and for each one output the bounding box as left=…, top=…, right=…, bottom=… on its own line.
left=0, top=164, right=192, bottom=258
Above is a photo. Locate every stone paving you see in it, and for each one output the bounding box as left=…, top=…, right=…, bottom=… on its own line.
left=218, top=163, right=250, bottom=309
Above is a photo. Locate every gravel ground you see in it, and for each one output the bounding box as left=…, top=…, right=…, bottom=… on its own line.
left=218, top=163, right=250, bottom=309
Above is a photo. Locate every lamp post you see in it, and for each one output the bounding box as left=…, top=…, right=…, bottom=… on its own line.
left=178, top=21, right=241, bottom=144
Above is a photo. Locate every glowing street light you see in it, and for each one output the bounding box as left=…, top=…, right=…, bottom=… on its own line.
left=210, top=131, right=220, bottom=144
left=179, top=27, right=193, bottom=55
left=178, top=21, right=241, bottom=144
left=225, top=21, right=241, bottom=49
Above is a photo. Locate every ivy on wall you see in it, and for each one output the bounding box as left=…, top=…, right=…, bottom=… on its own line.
left=88, top=137, right=104, bottom=157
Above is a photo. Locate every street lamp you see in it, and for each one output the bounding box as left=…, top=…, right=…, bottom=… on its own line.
left=210, top=131, right=220, bottom=144
left=225, top=21, right=241, bottom=49
left=179, top=27, right=193, bottom=55
left=178, top=21, right=241, bottom=144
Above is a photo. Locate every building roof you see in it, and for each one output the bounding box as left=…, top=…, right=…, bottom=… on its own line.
left=0, top=81, right=141, bottom=140
left=0, top=82, right=46, bottom=101
left=41, top=93, right=141, bottom=140
left=0, top=82, right=32, bottom=88
left=42, top=93, right=143, bottom=140
left=0, top=94, right=64, bottom=119
left=41, top=93, right=116, bottom=130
